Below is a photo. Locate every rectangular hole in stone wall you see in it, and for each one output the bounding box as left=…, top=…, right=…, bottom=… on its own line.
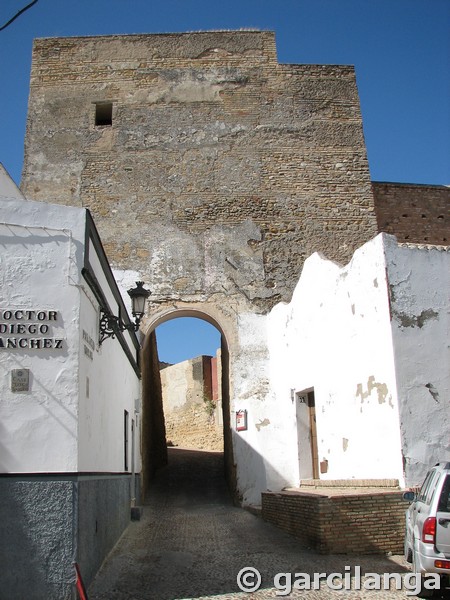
left=95, top=102, right=113, bottom=126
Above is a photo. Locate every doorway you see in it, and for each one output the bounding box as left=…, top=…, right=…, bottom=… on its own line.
left=296, top=389, right=319, bottom=480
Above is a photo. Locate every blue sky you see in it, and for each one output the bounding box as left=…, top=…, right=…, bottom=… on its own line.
left=1, top=0, right=449, bottom=363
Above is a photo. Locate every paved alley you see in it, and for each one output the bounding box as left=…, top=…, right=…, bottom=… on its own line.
left=88, top=448, right=422, bottom=599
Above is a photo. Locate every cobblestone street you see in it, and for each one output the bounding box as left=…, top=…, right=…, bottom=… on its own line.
left=89, top=448, right=426, bottom=600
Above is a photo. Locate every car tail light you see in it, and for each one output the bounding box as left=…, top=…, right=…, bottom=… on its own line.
left=434, top=560, right=450, bottom=570
left=422, top=517, right=436, bottom=544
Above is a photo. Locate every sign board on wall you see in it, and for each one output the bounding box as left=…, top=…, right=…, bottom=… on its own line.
left=82, top=330, right=95, bottom=360
left=236, top=409, right=247, bottom=432
left=0, top=309, right=64, bottom=350
left=11, top=369, right=30, bottom=392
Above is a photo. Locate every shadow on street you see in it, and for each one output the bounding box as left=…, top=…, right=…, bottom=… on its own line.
left=89, top=447, right=416, bottom=600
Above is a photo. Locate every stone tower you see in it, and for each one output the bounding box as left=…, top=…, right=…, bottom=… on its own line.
left=22, top=31, right=376, bottom=314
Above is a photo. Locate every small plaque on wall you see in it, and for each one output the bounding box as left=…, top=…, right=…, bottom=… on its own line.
left=236, top=409, right=247, bottom=432
left=11, top=369, right=30, bottom=392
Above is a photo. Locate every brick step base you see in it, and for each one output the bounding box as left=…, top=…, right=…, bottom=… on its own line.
left=297, top=478, right=400, bottom=489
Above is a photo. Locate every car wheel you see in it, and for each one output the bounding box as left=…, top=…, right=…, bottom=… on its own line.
left=412, top=546, right=436, bottom=599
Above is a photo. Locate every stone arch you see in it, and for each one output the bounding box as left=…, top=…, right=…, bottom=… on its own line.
left=140, top=305, right=236, bottom=499
left=143, top=305, right=234, bottom=347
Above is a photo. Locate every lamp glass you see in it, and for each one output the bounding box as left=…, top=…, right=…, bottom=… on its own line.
left=131, top=294, right=146, bottom=318
left=127, top=281, right=150, bottom=318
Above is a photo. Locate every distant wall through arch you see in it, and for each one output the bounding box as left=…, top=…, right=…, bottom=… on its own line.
left=160, top=354, right=223, bottom=451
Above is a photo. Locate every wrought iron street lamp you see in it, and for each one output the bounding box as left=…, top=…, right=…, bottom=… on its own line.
left=99, top=281, right=150, bottom=344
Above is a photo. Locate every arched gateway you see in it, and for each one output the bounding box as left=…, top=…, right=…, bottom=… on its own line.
left=140, top=307, right=235, bottom=498
left=21, top=30, right=377, bottom=504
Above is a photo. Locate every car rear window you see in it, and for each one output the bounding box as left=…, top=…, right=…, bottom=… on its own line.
left=418, top=469, right=439, bottom=504
left=437, top=475, right=450, bottom=512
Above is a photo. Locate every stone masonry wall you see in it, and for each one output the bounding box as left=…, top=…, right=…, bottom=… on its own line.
left=21, top=31, right=376, bottom=313
left=160, top=355, right=223, bottom=451
left=373, top=182, right=449, bottom=246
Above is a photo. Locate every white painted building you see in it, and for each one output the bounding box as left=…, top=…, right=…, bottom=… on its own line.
left=0, top=167, right=141, bottom=599
left=234, top=233, right=449, bottom=504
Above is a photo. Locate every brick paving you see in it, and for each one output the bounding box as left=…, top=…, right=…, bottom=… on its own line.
left=88, top=448, right=432, bottom=600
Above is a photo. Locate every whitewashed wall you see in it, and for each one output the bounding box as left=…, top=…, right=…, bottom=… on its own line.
left=0, top=198, right=85, bottom=472
left=0, top=164, right=24, bottom=200
left=0, top=196, right=141, bottom=475
left=385, top=237, right=450, bottom=486
left=77, top=289, right=141, bottom=473
left=266, top=234, right=405, bottom=493
left=230, top=311, right=291, bottom=505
